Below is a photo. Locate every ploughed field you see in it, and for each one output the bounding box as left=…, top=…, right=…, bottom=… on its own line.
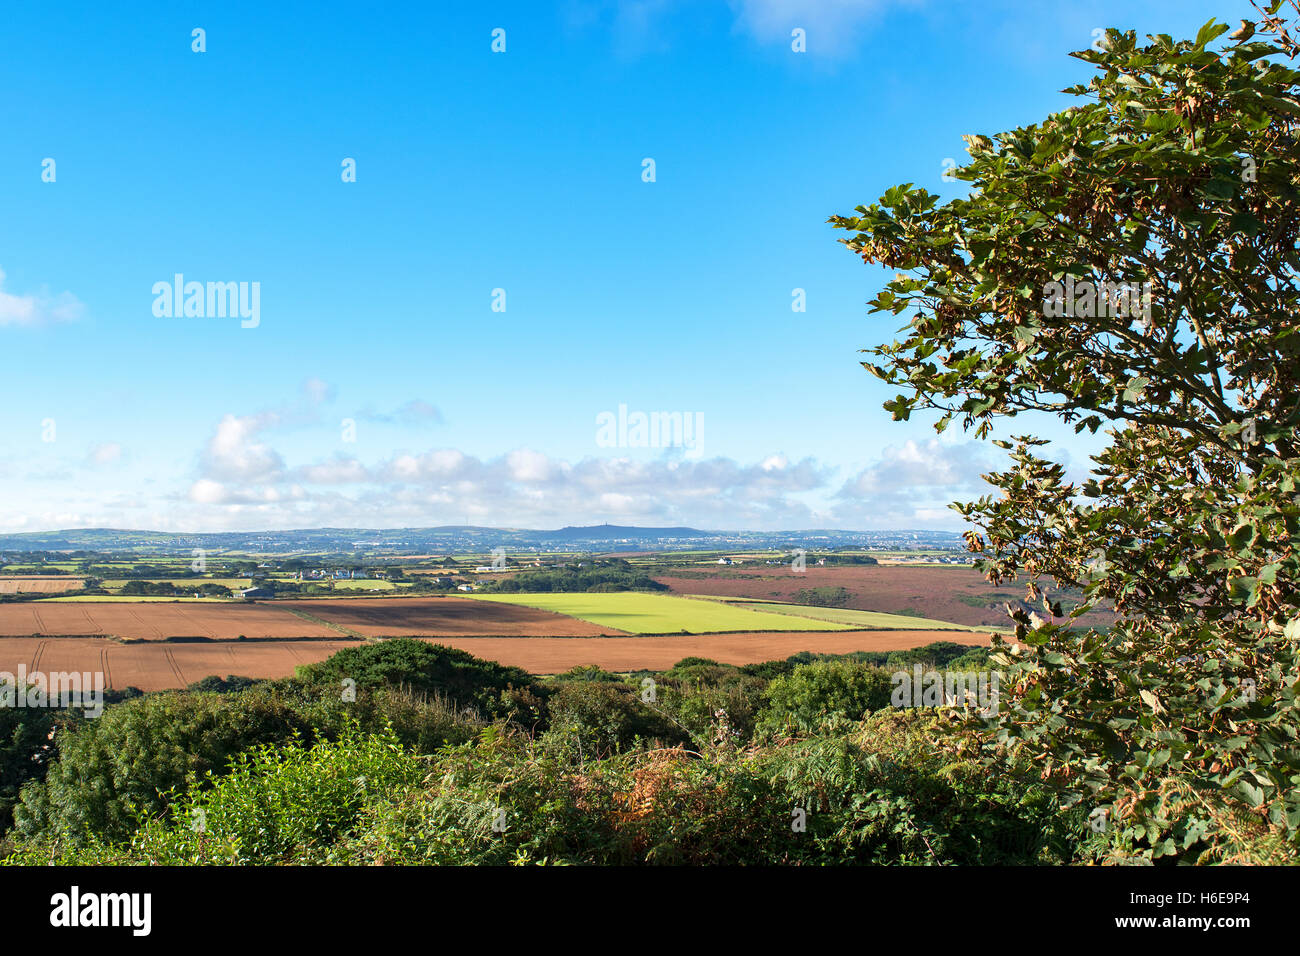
left=0, top=637, right=362, bottom=692
left=0, top=630, right=989, bottom=689
left=655, top=565, right=1115, bottom=630
left=279, top=597, right=619, bottom=637
left=0, top=601, right=340, bottom=640
left=0, top=591, right=998, bottom=688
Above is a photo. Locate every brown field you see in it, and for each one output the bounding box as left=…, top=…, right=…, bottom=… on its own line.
left=656, top=565, right=1115, bottom=630
left=279, top=597, right=621, bottom=637
left=0, top=577, right=85, bottom=594
left=0, top=637, right=362, bottom=691
left=0, top=628, right=991, bottom=690
left=0, top=602, right=340, bottom=640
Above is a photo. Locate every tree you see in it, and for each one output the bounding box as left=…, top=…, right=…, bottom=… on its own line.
left=830, top=3, right=1300, bottom=862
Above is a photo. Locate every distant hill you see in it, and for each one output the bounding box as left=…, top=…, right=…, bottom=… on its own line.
left=0, top=525, right=964, bottom=555
left=538, top=524, right=714, bottom=541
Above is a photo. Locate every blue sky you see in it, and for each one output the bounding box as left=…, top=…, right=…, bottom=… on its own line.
left=0, top=0, right=1235, bottom=532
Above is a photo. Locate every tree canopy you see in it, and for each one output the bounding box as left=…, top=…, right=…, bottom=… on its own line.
left=832, top=2, right=1300, bottom=862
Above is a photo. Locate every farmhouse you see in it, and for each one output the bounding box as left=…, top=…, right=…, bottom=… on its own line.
left=238, top=587, right=273, bottom=599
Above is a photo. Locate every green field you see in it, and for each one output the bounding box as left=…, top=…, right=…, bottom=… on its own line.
left=470, top=592, right=854, bottom=634
left=327, top=578, right=400, bottom=590
left=100, top=578, right=253, bottom=590
left=721, top=601, right=997, bottom=633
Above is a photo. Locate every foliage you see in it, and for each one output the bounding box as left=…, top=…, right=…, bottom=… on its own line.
left=0, top=705, right=64, bottom=835
left=793, top=586, right=852, bottom=607
left=13, top=690, right=314, bottom=844
left=756, top=660, right=894, bottom=737
left=486, top=559, right=668, bottom=593
left=830, top=5, right=1300, bottom=861
left=542, top=681, right=690, bottom=757
left=4, top=712, right=1079, bottom=866
left=294, top=638, right=535, bottom=716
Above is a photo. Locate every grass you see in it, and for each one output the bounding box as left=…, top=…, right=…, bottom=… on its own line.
left=100, top=578, right=253, bottom=589
left=469, top=592, right=853, bottom=634
left=325, top=579, right=398, bottom=590
left=721, top=601, right=999, bottom=633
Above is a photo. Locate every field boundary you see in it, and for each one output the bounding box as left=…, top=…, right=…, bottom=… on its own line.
left=280, top=606, right=370, bottom=640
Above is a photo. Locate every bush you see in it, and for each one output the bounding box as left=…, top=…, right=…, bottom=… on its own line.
left=294, top=638, right=535, bottom=716
left=793, top=586, right=851, bottom=608
left=14, top=690, right=313, bottom=844
left=756, top=660, right=894, bottom=737
left=542, top=681, right=689, bottom=757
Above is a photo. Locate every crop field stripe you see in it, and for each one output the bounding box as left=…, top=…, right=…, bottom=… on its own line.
left=725, top=601, right=998, bottom=632
left=163, top=647, right=186, bottom=686
left=127, top=607, right=164, bottom=640
left=179, top=606, right=219, bottom=639
left=469, top=592, right=855, bottom=635
left=76, top=605, right=102, bottom=634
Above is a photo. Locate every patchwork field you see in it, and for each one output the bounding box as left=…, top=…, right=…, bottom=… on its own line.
left=0, top=590, right=1000, bottom=690
left=0, top=602, right=340, bottom=640
left=279, top=596, right=616, bottom=637
left=469, top=592, right=852, bottom=634
left=0, top=628, right=991, bottom=689
left=656, top=565, right=1115, bottom=630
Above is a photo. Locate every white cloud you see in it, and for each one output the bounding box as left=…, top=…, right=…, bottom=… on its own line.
left=172, top=424, right=834, bottom=529
left=198, top=414, right=285, bottom=483
left=728, top=0, right=902, bottom=55
left=830, top=438, right=994, bottom=527
left=0, top=268, right=85, bottom=327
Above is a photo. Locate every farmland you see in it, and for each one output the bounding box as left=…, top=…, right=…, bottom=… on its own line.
left=655, top=564, right=1115, bottom=631
left=469, top=592, right=853, bottom=634
left=0, top=583, right=998, bottom=688
left=0, top=577, right=86, bottom=594
left=0, top=636, right=362, bottom=691
left=0, top=628, right=989, bottom=689
left=0, top=601, right=340, bottom=640
left=280, top=596, right=618, bottom=637
left=709, top=599, right=1002, bottom=633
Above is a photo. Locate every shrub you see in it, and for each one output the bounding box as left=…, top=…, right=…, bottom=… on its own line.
left=14, top=689, right=313, bottom=844
left=294, top=638, right=535, bottom=716
left=756, top=660, right=894, bottom=737
left=542, top=681, right=689, bottom=757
